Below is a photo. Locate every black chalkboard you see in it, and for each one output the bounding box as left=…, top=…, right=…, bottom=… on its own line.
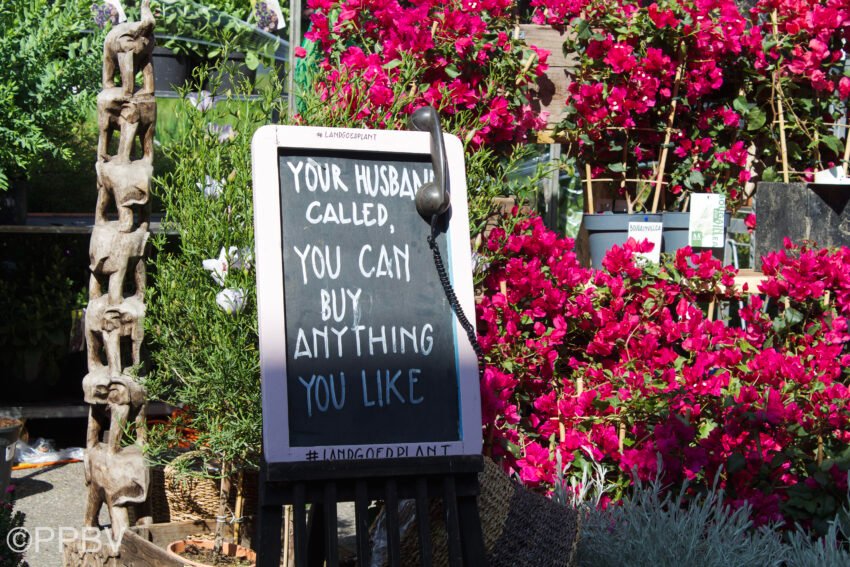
left=252, top=125, right=481, bottom=464
left=277, top=149, right=460, bottom=447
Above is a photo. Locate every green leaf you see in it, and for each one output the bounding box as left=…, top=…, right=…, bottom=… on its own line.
left=445, top=64, right=460, bottom=78
left=686, top=169, right=705, bottom=188
left=784, top=306, right=804, bottom=327
left=821, top=135, right=842, bottom=154
left=762, top=166, right=778, bottom=182
left=728, top=452, right=746, bottom=474
left=608, top=162, right=626, bottom=173
left=245, top=51, right=260, bottom=71
left=733, top=96, right=752, bottom=114
left=747, top=108, right=766, bottom=131
left=383, top=59, right=402, bottom=70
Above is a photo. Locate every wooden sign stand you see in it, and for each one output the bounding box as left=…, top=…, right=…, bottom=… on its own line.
left=256, top=455, right=486, bottom=566
left=251, top=109, right=486, bottom=565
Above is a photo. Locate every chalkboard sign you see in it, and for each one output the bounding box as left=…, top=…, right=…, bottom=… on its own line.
left=251, top=125, right=481, bottom=464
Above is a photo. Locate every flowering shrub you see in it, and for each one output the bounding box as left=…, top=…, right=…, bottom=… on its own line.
left=477, top=216, right=850, bottom=531
left=533, top=0, right=755, bottom=211
left=531, top=0, right=850, bottom=209
left=744, top=0, right=850, bottom=182
left=299, top=0, right=549, bottom=147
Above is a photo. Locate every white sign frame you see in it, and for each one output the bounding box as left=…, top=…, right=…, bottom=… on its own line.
left=251, top=125, right=482, bottom=464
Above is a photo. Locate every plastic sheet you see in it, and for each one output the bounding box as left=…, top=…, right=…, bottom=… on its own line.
left=14, top=438, right=84, bottom=464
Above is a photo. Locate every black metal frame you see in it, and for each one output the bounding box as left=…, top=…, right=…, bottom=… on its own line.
left=256, top=456, right=487, bottom=567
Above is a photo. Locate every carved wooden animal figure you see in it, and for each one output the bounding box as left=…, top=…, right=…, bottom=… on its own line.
left=83, top=372, right=146, bottom=449
left=89, top=224, right=148, bottom=304
left=97, top=90, right=155, bottom=163
left=102, top=0, right=155, bottom=96
left=95, top=160, right=152, bottom=231
left=84, top=443, right=150, bottom=536
left=85, top=295, right=145, bottom=377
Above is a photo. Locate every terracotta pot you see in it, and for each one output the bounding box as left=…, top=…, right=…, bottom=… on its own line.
left=166, top=538, right=256, bottom=567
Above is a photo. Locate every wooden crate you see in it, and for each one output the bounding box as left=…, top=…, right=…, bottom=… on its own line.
left=63, top=519, right=255, bottom=567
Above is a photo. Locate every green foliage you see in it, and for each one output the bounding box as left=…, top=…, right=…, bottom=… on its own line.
left=154, top=0, right=284, bottom=69
left=0, top=493, right=28, bottom=567
left=144, top=57, right=287, bottom=477
left=0, top=0, right=102, bottom=191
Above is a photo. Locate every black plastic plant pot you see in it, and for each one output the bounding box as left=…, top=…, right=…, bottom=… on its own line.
left=662, top=210, right=731, bottom=263
left=583, top=212, right=662, bottom=268
left=204, top=52, right=256, bottom=94
left=0, top=417, right=22, bottom=498
left=153, top=46, right=193, bottom=95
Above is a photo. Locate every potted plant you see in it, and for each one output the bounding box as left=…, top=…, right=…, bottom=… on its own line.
left=540, top=0, right=754, bottom=262
left=152, top=0, right=285, bottom=95
left=740, top=0, right=850, bottom=262
left=0, top=418, right=22, bottom=497
left=144, top=56, right=286, bottom=564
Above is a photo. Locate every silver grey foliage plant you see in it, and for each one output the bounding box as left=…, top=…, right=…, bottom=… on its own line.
left=573, top=464, right=850, bottom=567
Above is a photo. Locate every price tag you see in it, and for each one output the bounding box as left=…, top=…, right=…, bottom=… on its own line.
left=689, top=193, right=726, bottom=248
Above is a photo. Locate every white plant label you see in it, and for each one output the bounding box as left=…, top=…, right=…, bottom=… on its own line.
left=689, top=193, right=726, bottom=248
left=628, top=221, right=662, bottom=264
left=104, top=0, right=127, bottom=23
left=5, top=443, right=13, bottom=463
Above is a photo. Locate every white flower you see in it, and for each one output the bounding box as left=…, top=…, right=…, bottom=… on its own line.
left=188, top=90, right=218, bottom=112
left=197, top=176, right=224, bottom=198
left=202, top=246, right=253, bottom=286
left=208, top=123, right=237, bottom=143
left=216, top=288, right=246, bottom=315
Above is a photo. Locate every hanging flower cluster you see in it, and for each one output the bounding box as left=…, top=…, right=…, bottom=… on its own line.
left=301, top=0, right=549, bottom=147
left=478, top=216, right=850, bottom=530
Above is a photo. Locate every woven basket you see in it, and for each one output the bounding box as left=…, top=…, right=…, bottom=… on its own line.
left=148, top=456, right=259, bottom=523
left=378, top=457, right=580, bottom=567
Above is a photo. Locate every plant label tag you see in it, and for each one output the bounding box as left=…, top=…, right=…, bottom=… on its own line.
left=5, top=443, right=14, bottom=463
left=689, top=193, right=725, bottom=248
left=813, top=166, right=850, bottom=185
left=628, top=222, right=662, bottom=264
left=104, top=0, right=127, bottom=23
left=255, top=0, right=286, bottom=30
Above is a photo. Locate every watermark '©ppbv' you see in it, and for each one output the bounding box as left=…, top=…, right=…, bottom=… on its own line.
left=6, top=526, right=126, bottom=554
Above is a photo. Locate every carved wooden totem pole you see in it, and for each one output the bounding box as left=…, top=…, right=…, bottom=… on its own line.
left=83, top=0, right=155, bottom=538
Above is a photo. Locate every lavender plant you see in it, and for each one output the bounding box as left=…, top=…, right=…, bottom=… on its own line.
left=575, top=470, right=850, bottom=567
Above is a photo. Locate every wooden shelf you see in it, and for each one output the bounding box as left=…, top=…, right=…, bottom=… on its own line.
left=0, top=402, right=175, bottom=420
left=0, top=213, right=171, bottom=235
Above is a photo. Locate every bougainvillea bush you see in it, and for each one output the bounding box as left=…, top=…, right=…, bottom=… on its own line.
left=535, top=0, right=757, bottom=211
left=744, top=0, right=850, bottom=182
left=299, top=0, right=549, bottom=148
left=477, top=215, right=850, bottom=532
left=532, top=0, right=850, bottom=209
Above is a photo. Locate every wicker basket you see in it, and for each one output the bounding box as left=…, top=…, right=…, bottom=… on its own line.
left=148, top=456, right=259, bottom=523
left=376, top=457, right=580, bottom=567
